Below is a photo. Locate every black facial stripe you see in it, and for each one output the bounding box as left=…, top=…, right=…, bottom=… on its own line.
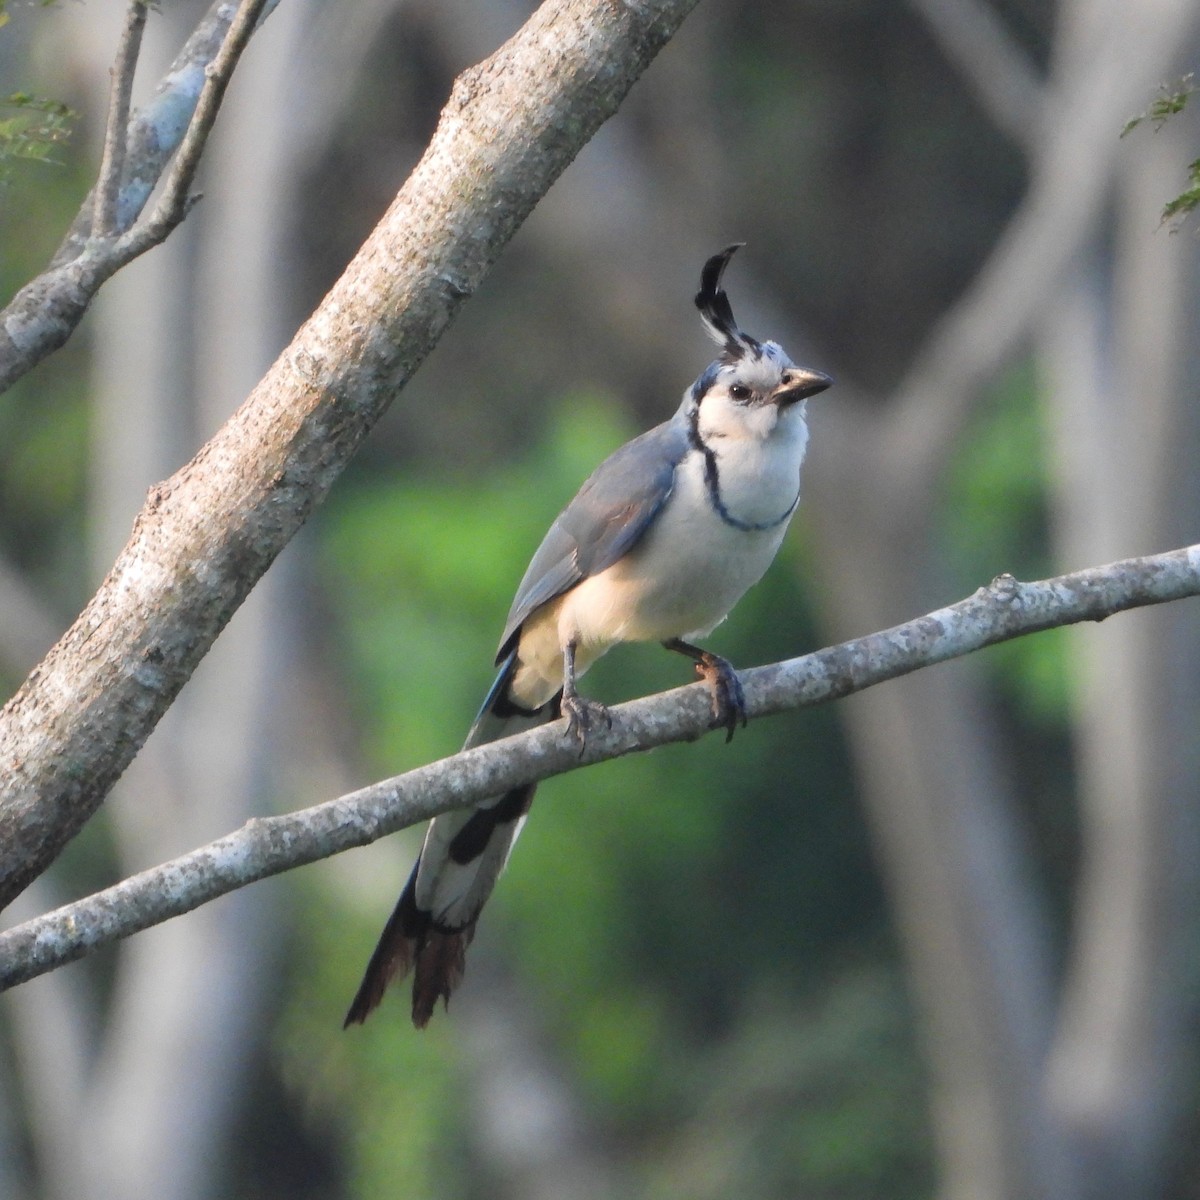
left=710, top=463, right=796, bottom=530
left=688, top=403, right=799, bottom=532
left=691, top=361, right=722, bottom=404
left=689, top=356, right=800, bottom=529
left=687, top=387, right=705, bottom=453
left=703, top=451, right=797, bottom=531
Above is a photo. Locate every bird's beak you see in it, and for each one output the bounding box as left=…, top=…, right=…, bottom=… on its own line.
left=773, top=368, right=833, bottom=406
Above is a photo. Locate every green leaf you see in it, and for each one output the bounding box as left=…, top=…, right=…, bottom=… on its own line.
left=0, top=91, right=77, bottom=180
left=1159, top=157, right=1200, bottom=228
left=1121, top=73, right=1196, bottom=138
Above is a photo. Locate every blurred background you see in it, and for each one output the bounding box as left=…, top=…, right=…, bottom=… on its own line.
left=2, top=0, right=1200, bottom=1197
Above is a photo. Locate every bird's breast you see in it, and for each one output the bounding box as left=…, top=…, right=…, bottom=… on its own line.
left=560, top=445, right=799, bottom=646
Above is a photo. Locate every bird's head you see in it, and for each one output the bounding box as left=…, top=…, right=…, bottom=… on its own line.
left=686, top=244, right=832, bottom=443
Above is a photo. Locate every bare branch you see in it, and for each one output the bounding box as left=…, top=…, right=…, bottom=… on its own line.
left=55, top=0, right=283, bottom=260
left=2, top=545, right=1197, bottom=990
left=122, top=0, right=270, bottom=250
left=0, top=0, right=702, bottom=910
left=0, top=0, right=281, bottom=396
left=92, top=0, right=149, bottom=239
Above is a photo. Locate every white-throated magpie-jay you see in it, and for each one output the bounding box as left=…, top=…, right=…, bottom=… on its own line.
left=345, top=245, right=832, bottom=1028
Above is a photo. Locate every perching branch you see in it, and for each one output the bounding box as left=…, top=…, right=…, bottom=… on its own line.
left=0, top=0, right=277, bottom=396
left=0, top=0, right=702, bottom=910
left=2, top=545, right=1197, bottom=991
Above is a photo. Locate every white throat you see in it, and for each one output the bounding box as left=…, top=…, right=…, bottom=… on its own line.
left=699, top=399, right=809, bottom=529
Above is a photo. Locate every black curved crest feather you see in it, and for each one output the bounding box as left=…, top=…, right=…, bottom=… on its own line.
left=695, top=243, right=761, bottom=359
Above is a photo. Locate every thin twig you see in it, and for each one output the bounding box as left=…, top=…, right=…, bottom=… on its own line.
left=92, top=0, right=149, bottom=239
left=53, top=0, right=282, bottom=265
left=1, top=545, right=1197, bottom=990
left=124, top=0, right=271, bottom=250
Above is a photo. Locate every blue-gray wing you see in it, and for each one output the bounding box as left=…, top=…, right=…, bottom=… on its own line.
left=495, top=417, right=690, bottom=663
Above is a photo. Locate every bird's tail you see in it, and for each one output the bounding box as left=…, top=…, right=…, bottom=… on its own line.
left=344, top=652, right=558, bottom=1028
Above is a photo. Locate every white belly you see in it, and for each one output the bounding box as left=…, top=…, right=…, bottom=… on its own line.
left=510, top=446, right=799, bottom=707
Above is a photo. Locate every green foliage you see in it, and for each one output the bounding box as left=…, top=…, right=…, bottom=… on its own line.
left=1161, top=157, right=1200, bottom=227
left=1121, top=73, right=1196, bottom=137
left=0, top=350, right=90, bottom=601
left=0, top=2, right=80, bottom=186
left=1121, top=74, right=1200, bottom=227
left=0, top=0, right=74, bottom=25
left=0, top=93, right=77, bottom=182
left=649, top=966, right=933, bottom=1200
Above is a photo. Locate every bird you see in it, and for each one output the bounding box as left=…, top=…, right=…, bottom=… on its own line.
left=344, top=244, right=832, bottom=1029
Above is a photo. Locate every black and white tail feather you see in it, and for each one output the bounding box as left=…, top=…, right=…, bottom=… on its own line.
left=343, top=653, right=558, bottom=1028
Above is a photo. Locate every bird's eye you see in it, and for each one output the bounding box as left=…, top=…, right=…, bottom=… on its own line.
left=729, top=384, right=752, bottom=402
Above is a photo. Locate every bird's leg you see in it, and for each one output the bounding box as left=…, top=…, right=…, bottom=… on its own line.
left=559, top=639, right=611, bottom=753
left=663, top=638, right=747, bottom=743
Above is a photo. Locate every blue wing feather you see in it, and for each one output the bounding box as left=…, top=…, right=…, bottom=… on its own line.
left=495, top=417, right=689, bottom=662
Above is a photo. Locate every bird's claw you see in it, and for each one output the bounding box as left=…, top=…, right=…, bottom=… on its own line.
left=694, top=653, right=747, bottom=743
left=560, top=692, right=611, bottom=754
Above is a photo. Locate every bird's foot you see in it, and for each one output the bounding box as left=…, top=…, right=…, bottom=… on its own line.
left=560, top=691, right=611, bottom=754
left=692, top=651, right=747, bottom=743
